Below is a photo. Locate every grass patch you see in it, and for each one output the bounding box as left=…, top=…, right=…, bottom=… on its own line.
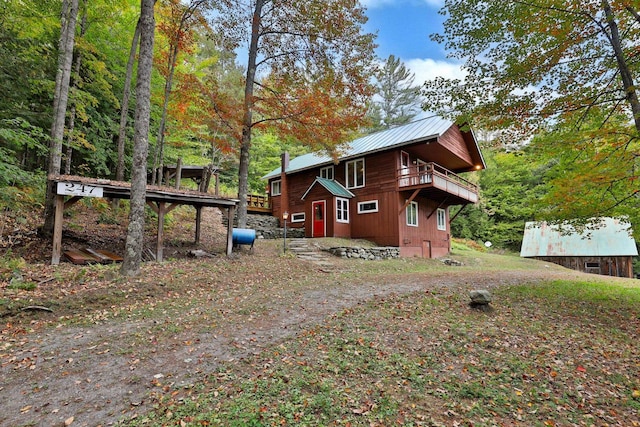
left=119, top=276, right=640, bottom=426
left=7, top=280, right=36, bottom=291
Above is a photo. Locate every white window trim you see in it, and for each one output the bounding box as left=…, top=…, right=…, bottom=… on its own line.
left=336, top=197, right=349, bottom=223
left=271, top=180, right=282, bottom=196
left=437, top=208, right=446, bottom=231
left=407, top=201, right=418, bottom=227
left=357, top=200, right=379, bottom=214
left=291, top=213, right=305, bottom=223
left=345, top=158, right=365, bottom=189
left=320, top=165, right=334, bottom=180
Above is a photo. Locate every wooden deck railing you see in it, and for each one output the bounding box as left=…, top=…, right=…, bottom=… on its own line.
left=397, top=162, right=479, bottom=202
left=247, top=194, right=271, bottom=212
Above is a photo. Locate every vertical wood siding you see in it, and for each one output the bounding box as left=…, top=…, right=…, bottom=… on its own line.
left=534, top=256, right=634, bottom=278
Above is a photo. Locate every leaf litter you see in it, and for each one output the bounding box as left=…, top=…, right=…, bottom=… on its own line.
left=1, top=205, right=639, bottom=426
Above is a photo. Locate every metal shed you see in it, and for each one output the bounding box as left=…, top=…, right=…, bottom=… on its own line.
left=520, top=218, right=638, bottom=278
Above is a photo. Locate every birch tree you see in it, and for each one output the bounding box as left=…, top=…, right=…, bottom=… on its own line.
left=42, top=0, right=79, bottom=236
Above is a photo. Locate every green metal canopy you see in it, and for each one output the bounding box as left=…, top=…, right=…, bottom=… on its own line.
left=301, top=177, right=355, bottom=200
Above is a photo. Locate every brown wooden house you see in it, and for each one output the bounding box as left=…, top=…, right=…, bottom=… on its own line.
left=263, top=117, right=486, bottom=258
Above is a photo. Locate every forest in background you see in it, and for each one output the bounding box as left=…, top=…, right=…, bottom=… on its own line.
left=1, top=0, right=640, bottom=255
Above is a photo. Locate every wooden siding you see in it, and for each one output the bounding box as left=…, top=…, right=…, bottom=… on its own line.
left=439, top=125, right=473, bottom=165
left=350, top=192, right=399, bottom=246
left=397, top=196, right=450, bottom=258
left=533, top=256, right=634, bottom=278
left=270, top=168, right=319, bottom=228
left=270, top=142, right=477, bottom=257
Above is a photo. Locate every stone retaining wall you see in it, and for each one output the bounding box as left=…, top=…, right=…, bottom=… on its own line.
left=223, top=212, right=305, bottom=239
left=324, top=246, right=400, bottom=260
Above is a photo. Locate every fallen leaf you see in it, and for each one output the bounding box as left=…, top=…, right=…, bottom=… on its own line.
left=65, top=416, right=74, bottom=426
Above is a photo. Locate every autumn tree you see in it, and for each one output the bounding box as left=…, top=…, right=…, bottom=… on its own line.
left=424, top=1, right=640, bottom=135
left=368, top=54, right=422, bottom=131
left=212, top=0, right=377, bottom=228
left=150, top=0, right=212, bottom=185
left=423, top=1, right=640, bottom=230
left=121, top=0, right=156, bottom=277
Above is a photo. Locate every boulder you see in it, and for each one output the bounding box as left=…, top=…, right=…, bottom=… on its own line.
left=469, top=289, right=492, bottom=304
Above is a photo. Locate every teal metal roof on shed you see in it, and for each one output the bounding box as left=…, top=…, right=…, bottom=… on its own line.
left=263, top=116, right=454, bottom=179
left=520, top=218, right=638, bottom=257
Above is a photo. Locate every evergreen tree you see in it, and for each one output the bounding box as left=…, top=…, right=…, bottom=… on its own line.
left=369, top=54, right=422, bottom=131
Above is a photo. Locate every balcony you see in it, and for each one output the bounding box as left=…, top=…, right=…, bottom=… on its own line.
left=397, top=162, right=479, bottom=204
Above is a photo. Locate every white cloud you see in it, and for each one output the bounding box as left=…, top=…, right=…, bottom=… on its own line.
left=405, top=58, right=466, bottom=85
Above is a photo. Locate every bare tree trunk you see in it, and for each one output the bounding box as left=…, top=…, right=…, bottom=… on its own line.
left=237, top=0, right=264, bottom=229
left=116, top=20, right=141, bottom=183
left=121, top=0, right=155, bottom=277
left=151, top=44, right=178, bottom=186
left=42, top=0, right=79, bottom=237
left=64, top=0, right=87, bottom=176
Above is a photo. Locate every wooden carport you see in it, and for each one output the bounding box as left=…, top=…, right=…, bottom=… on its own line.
left=49, top=175, right=238, bottom=265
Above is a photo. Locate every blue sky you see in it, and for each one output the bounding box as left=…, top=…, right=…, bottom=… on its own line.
left=361, top=0, right=466, bottom=87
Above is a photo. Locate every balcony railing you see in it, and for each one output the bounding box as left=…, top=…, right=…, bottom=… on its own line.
left=397, top=162, right=479, bottom=203
left=247, top=194, right=271, bottom=212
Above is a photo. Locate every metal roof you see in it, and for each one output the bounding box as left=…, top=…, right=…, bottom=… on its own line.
left=520, top=218, right=638, bottom=257
left=301, top=177, right=355, bottom=200
left=263, top=116, right=454, bottom=179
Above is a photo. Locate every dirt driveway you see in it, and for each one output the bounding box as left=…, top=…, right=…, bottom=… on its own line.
left=0, top=247, right=577, bottom=427
left=1, top=206, right=580, bottom=426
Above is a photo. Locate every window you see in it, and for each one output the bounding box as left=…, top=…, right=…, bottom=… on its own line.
left=320, top=166, right=334, bottom=180
left=406, top=201, right=418, bottom=226
left=291, top=213, right=305, bottom=222
left=271, top=180, right=281, bottom=196
left=585, top=262, right=600, bottom=268
left=336, top=198, right=349, bottom=223
left=437, top=208, right=446, bottom=230
left=345, top=158, right=365, bottom=189
left=357, top=200, right=379, bottom=214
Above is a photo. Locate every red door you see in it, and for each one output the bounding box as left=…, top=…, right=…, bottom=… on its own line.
left=312, top=201, right=326, bottom=237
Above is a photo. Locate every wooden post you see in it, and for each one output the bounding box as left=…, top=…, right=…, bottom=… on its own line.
left=156, top=201, right=165, bottom=262
left=226, top=205, right=235, bottom=256
left=195, top=206, right=202, bottom=244
left=175, top=157, right=182, bottom=189
left=51, top=194, right=65, bottom=265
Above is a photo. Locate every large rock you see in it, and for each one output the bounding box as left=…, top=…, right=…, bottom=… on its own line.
left=469, top=289, right=492, bottom=305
